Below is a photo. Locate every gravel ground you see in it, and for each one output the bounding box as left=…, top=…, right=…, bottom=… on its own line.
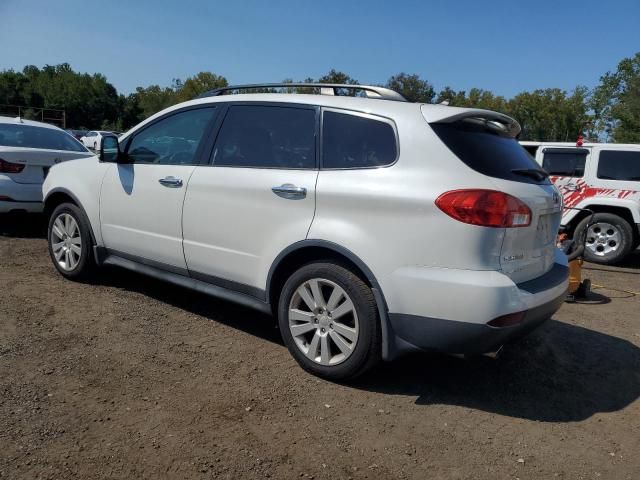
left=1, top=214, right=639, bottom=479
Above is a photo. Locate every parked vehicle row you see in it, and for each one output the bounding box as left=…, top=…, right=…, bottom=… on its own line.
left=522, top=141, right=640, bottom=264
left=42, top=83, right=568, bottom=380
left=0, top=116, right=94, bottom=213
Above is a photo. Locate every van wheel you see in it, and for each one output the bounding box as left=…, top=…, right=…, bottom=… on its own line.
left=575, top=213, right=634, bottom=265
left=278, top=262, right=381, bottom=381
left=47, top=203, right=96, bottom=280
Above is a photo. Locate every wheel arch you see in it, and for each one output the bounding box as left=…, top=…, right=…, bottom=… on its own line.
left=266, top=240, right=396, bottom=360
left=568, top=204, right=637, bottom=238
left=44, top=188, right=98, bottom=250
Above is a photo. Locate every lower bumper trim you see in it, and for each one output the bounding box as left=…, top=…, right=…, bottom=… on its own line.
left=387, top=292, right=566, bottom=357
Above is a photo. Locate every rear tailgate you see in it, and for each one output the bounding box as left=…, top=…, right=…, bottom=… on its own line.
left=491, top=179, right=562, bottom=283
left=423, top=105, right=562, bottom=283
left=0, top=147, right=92, bottom=184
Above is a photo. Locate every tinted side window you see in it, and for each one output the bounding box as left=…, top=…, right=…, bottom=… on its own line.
left=127, top=107, right=217, bottom=165
left=597, top=150, right=640, bottom=181
left=0, top=124, right=87, bottom=152
left=322, top=111, right=397, bottom=168
left=542, top=149, right=587, bottom=177
left=212, top=105, right=316, bottom=169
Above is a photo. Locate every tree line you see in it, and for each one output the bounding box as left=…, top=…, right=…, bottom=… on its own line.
left=0, top=52, right=638, bottom=142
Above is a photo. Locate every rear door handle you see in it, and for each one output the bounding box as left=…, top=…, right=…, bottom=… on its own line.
left=272, top=184, right=307, bottom=199
left=565, top=183, right=580, bottom=191
left=158, top=176, right=183, bottom=188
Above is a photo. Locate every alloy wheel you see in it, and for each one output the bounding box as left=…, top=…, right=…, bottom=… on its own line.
left=288, top=278, right=359, bottom=366
left=50, top=213, right=82, bottom=271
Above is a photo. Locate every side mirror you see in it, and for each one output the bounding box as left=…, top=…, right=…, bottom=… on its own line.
left=100, top=135, right=120, bottom=163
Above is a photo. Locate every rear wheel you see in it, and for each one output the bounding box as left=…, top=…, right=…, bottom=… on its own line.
left=278, top=262, right=381, bottom=381
left=575, top=212, right=634, bottom=265
left=47, top=203, right=95, bottom=279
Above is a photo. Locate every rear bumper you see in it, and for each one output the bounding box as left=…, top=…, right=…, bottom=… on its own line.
left=0, top=200, right=43, bottom=213
left=383, top=257, right=569, bottom=358
left=388, top=292, right=565, bottom=355
left=0, top=176, right=43, bottom=213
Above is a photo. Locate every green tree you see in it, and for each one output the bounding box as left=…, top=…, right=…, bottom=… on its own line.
left=507, top=87, right=589, bottom=141
left=435, top=86, right=467, bottom=105
left=592, top=52, right=640, bottom=142
left=385, top=73, right=434, bottom=103
left=133, top=84, right=177, bottom=119
left=174, top=72, right=228, bottom=103
left=317, top=69, right=358, bottom=96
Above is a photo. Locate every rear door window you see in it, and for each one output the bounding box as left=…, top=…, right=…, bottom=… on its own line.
left=542, top=148, right=588, bottom=177
left=597, top=150, right=640, bottom=181
left=0, top=123, right=87, bottom=152
left=322, top=111, right=397, bottom=168
left=431, top=119, right=549, bottom=184
left=212, top=105, right=316, bottom=169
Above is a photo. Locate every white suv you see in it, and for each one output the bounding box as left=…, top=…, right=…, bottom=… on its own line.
left=43, top=84, right=568, bottom=380
left=522, top=141, right=640, bottom=264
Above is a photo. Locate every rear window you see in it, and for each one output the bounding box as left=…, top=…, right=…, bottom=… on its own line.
left=597, top=150, right=640, bottom=181
left=0, top=123, right=87, bottom=152
left=431, top=119, right=549, bottom=184
left=542, top=148, right=588, bottom=177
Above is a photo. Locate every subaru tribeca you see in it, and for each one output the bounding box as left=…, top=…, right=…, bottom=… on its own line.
left=42, top=83, right=568, bottom=380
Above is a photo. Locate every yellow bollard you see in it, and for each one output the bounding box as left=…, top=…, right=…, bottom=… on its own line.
left=568, top=258, right=583, bottom=295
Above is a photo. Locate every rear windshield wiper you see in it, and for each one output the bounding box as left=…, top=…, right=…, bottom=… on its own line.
left=511, top=168, right=549, bottom=181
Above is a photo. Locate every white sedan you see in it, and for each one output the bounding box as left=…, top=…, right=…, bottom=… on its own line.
left=0, top=116, right=94, bottom=213
left=80, top=131, right=116, bottom=151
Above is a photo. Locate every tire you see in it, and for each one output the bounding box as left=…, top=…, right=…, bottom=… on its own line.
left=47, top=203, right=96, bottom=280
left=574, top=213, right=634, bottom=265
left=93, top=142, right=97, bottom=151
left=278, top=262, right=381, bottom=381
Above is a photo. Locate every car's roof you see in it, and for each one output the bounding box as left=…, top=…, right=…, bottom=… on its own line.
left=0, top=115, right=64, bottom=131
left=122, top=92, right=516, bottom=139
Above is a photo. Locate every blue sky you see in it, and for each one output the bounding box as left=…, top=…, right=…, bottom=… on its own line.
left=1, top=0, right=638, bottom=98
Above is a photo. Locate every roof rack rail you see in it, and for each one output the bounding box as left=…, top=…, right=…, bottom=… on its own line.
left=196, top=83, right=407, bottom=102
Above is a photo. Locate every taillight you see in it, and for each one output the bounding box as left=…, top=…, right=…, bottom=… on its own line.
left=435, top=189, right=531, bottom=228
left=0, top=158, right=26, bottom=174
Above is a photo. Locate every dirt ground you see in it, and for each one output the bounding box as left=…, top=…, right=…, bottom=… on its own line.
left=1, top=214, right=639, bottom=480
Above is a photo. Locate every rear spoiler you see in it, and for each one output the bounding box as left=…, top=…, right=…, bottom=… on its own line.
left=420, top=105, right=521, bottom=138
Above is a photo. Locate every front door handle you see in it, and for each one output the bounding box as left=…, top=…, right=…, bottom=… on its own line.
left=565, top=183, right=580, bottom=192
left=272, top=184, right=307, bottom=199
left=158, top=176, right=183, bottom=188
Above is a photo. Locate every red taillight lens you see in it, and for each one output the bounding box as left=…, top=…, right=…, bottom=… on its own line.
left=0, top=158, right=26, bottom=174
left=435, top=189, right=531, bottom=228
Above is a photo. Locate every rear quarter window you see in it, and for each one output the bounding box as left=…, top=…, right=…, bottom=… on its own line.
left=431, top=119, right=549, bottom=184
left=322, top=111, right=397, bottom=169
left=597, top=150, right=640, bottom=181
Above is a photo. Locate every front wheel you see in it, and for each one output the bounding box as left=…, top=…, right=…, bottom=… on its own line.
left=574, top=212, right=634, bottom=265
left=47, top=203, right=96, bottom=279
left=278, top=262, right=381, bottom=381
